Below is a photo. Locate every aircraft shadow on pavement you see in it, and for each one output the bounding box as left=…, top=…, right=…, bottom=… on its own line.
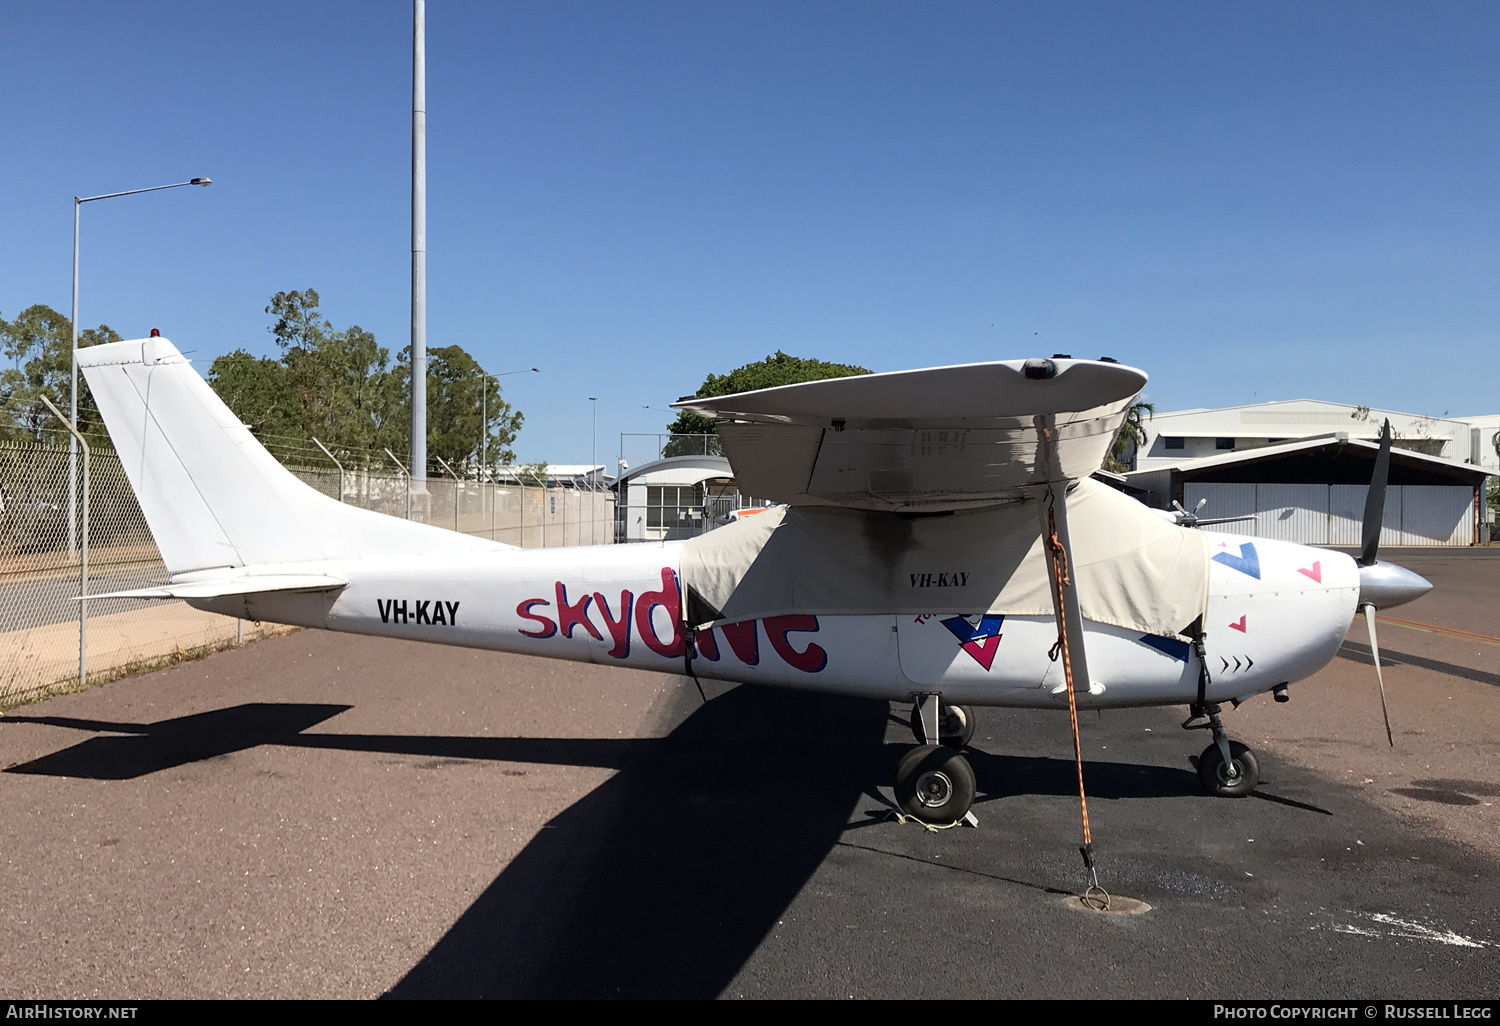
left=5, top=689, right=890, bottom=997
left=5, top=691, right=1334, bottom=993
left=961, top=747, right=1201, bottom=802
left=1338, top=639, right=1500, bottom=689
left=3, top=704, right=353, bottom=779
left=2, top=704, right=654, bottom=780
left=387, top=684, right=890, bottom=1000
left=958, top=744, right=1330, bottom=816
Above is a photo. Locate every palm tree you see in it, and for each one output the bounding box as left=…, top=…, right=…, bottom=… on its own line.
left=1106, top=400, right=1155, bottom=473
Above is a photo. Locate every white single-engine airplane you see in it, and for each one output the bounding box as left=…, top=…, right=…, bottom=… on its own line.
left=79, top=338, right=1431, bottom=826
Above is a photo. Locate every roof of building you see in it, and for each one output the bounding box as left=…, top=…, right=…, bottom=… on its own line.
left=1124, top=433, right=1491, bottom=484
left=1144, top=399, right=1466, bottom=440
left=612, top=454, right=734, bottom=488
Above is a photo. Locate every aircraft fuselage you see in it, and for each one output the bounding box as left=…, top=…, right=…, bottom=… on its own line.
left=191, top=531, right=1358, bottom=710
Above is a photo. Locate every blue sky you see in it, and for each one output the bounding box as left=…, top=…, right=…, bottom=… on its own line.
left=3, top=2, right=1498, bottom=464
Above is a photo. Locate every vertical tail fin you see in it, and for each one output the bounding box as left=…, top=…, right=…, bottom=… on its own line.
left=79, top=336, right=503, bottom=574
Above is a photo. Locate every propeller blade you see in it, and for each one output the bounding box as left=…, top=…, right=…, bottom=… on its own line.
left=1362, top=603, right=1394, bottom=748
left=1360, top=419, right=1392, bottom=567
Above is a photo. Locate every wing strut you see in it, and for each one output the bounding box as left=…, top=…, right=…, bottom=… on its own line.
left=1036, top=415, right=1108, bottom=908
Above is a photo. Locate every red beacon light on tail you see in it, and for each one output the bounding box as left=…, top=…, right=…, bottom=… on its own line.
left=149, top=328, right=160, bottom=338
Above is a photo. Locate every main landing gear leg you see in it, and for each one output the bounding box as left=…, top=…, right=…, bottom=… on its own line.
left=895, top=694, right=977, bottom=825
left=1185, top=703, right=1260, bottom=798
left=908, top=695, right=977, bottom=749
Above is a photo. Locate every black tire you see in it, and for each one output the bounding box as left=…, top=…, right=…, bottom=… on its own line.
left=909, top=703, right=977, bottom=750
left=1197, top=740, right=1260, bottom=797
left=895, top=744, right=976, bottom=824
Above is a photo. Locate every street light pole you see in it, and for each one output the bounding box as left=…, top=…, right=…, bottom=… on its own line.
left=590, top=397, right=598, bottom=487
left=477, top=366, right=539, bottom=482
left=411, top=0, right=428, bottom=494
left=589, top=396, right=599, bottom=544
left=69, top=176, right=211, bottom=553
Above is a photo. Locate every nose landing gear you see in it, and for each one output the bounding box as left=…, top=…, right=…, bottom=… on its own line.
left=1185, top=703, right=1261, bottom=798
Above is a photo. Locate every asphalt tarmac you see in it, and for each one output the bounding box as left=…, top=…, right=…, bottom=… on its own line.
left=1, top=548, right=1497, bottom=999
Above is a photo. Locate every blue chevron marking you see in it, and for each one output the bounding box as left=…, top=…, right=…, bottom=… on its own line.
left=1211, top=542, right=1261, bottom=580
left=941, top=614, right=1004, bottom=643
left=1138, top=634, right=1190, bottom=661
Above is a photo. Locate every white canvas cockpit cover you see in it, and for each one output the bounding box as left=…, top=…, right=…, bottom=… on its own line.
left=680, top=479, right=1210, bottom=640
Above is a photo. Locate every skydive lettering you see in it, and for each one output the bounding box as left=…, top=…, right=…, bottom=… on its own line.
left=516, top=567, right=827, bottom=673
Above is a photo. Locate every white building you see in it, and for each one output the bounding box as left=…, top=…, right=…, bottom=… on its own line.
left=1133, top=400, right=1484, bottom=471
left=1125, top=434, right=1490, bottom=547
left=493, top=464, right=609, bottom=489
left=612, top=455, right=766, bottom=543
left=1455, top=415, right=1500, bottom=475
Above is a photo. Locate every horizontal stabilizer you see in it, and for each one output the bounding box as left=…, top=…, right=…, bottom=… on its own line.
left=88, top=574, right=347, bottom=601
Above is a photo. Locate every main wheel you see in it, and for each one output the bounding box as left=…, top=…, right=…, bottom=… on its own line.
left=909, top=703, right=977, bottom=749
left=1197, top=740, right=1260, bottom=798
left=895, top=744, right=976, bottom=824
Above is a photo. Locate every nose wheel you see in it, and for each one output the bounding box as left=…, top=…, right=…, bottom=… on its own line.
left=1186, top=704, right=1261, bottom=797
left=1197, top=739, right=1259, bottom=797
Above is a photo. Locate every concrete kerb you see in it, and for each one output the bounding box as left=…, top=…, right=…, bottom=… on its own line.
left=0, top=603, right=295, bottom=712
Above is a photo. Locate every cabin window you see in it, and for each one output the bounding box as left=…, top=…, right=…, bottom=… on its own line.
left=1164, top=437, right=1185, bottom=450
left=1216, top=437, right=1235, bottom=450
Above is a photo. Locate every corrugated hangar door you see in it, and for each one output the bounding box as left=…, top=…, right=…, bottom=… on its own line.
left=1397, top=486, right=1473, bottom=545
left=1186, top=483, right=1472, bottom=546
left=1250, top=484, right=1329, bottom=542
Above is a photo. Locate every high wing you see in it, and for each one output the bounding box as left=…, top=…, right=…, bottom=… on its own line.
left=671, top=357, right=1147, bottom=512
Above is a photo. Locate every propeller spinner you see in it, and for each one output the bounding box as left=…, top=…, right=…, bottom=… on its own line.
left=1354, top=419, right=1433, bottom=747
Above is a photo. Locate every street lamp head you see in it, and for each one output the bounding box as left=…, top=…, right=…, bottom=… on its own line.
left=190, top=177, right=212, bottom=186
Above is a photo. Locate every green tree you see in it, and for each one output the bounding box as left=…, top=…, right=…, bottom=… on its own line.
left=663, top=351, right=870, bottom=456
left=383, top=344, right=524, bottom=473
left=0, top=304, right=119, bottom=443
left=1105, top=400, right=1155, bottom=473
left=208, top=350, right=299, bottom=442
left=515, top=462, right=549, bottom=487
left=208, top=289, right=525, bottom=475
left=265, top=289, right=332, bottom=353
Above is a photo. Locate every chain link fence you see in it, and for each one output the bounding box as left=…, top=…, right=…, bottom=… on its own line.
left=0, top=436, right=614, bottom=709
